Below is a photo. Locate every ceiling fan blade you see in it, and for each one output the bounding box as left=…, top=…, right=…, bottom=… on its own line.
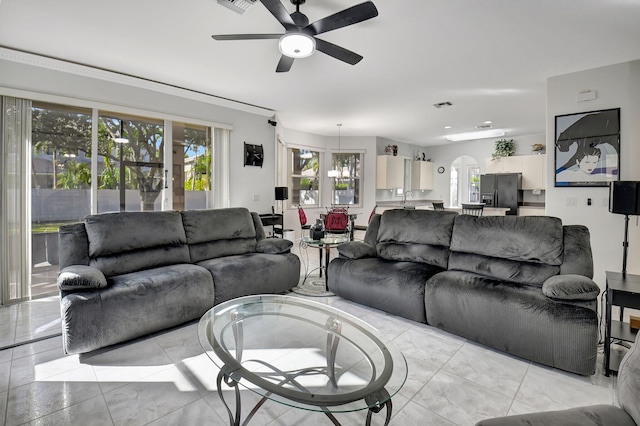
left=260, top=0, right=297, bottom=31
left=276, top=55, right=295, bottom=73
left=314, top=38, right=363, bottom=65
left=212, top=34, right=282, bottom=40
left=306, top=1, right=379, bottom=36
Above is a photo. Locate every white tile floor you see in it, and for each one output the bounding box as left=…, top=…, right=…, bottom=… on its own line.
left=0, top=240, right=619, bottom=425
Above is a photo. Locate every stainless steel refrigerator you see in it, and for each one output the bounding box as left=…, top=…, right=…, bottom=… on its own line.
left=480, top=173, right=523, bottom=215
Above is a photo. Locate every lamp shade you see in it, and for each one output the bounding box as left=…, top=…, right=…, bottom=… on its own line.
left=279, top=33, right=315, bottom=58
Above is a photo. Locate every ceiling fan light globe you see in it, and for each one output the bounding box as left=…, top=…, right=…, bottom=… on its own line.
left=279, top=33, right=315, bottom=58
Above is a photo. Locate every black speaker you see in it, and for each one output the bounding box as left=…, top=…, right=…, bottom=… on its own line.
left=609, top=181, right=640, bottom=215
left=275, top=187, right=288, bottom=201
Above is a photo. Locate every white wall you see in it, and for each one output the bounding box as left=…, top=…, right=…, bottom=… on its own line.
left=546, top=60, right=640, bottom=296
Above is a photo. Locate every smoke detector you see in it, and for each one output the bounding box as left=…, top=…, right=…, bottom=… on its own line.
left=217, top=0, right=258, bottom=15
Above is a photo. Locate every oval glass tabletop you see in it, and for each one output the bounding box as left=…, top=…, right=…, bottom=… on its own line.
left=198, top=294, right=407, bottom=414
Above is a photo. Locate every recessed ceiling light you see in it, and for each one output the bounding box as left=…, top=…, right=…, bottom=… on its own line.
left=445, top=129, right=505, bottom=142
left=484, top=120, right=493, bottom=124
left=444, top=125, right=452, bottom=129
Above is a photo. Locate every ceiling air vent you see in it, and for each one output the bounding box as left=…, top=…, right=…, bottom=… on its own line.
left=433, top=101, right=453, bottom=109
left=217, top=0, right=258, bottom=15
left=476, top=124, right=492, bottom=129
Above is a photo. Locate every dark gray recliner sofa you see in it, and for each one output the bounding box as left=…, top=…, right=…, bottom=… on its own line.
left=57, top=207, right=300, bottom=354
left=328, top=209, right=600, bottom=375
left=476, top=335, right=640, bottom=425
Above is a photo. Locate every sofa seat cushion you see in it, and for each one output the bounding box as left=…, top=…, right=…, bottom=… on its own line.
left=60, top=263, right=214, bottom=354
left=182, top=208, right=258, bottom=262
left=328, top=257, right=444, bottom=323
left=425, top=270, right=598, bottom=375
left=197, top=253, right=300, bottom=305
left=450, top=215, right=564, bottom=265
left=376, top=210, right=457, bottom=267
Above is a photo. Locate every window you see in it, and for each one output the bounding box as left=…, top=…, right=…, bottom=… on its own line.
left=97, top=112, right=164, bottom=212
left=289, top=147, right=320, bottom=207
left=174, top=122, right=212, bottom=210
left=450, top=155, right=480, bottom=206
left=330, top=152, right=362, bottom=206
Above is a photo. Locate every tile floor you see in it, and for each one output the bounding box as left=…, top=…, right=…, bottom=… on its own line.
left=0, top=239, right=620, bottom=426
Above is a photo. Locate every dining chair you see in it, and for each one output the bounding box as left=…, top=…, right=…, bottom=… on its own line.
left=461, top=203, right=484, bottom=216
left=432, top=202, right=445, bottom=211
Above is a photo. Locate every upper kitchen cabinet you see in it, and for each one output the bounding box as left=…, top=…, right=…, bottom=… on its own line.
left=376, top=155, right=405, bottom=189
left=521, top=154, right=547, bottom=190
left=410, top=161, right=434, bottom=190
left=485, top=156, right=524, bottom=174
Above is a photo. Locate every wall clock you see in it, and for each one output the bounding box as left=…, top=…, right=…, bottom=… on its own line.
left=437, top=166, right=445, bottom=174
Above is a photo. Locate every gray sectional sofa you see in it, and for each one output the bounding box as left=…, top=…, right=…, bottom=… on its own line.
left=57, top=207, right=301, bottom=354
left=328, top=209, right=600, bottom=375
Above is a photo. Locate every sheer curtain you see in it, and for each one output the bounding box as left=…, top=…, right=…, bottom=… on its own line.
left=0, top=96, right=32, bottom=305
left=212, top=127, right=230, bottom=208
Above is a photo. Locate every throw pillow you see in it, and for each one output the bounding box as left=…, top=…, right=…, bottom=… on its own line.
left=542, top=274, right=600, bottom=300
left=256, top=238, right=293, bottom=254
left=58, top=265, right=108, bottom=291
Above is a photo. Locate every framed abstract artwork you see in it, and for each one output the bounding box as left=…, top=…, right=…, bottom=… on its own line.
left=244, top=142, right=263, bottom=168
left=554, top=108, right=620, bottom=187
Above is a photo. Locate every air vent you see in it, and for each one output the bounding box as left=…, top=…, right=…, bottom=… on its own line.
left=217, top=0, right=258, bottom=15
left=433, top=101, right=453, bottom=109
left=475, top=124, right=492, bottom=129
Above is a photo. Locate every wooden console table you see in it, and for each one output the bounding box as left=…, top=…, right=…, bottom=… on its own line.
left=604, top=271, right=640, bottom=376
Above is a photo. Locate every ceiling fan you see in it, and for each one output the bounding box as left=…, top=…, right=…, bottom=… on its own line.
left=212, top=0, right=379, bottom=72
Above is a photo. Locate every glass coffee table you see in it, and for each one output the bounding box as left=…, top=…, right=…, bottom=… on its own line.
left=198, top=295, right=407, bottom=425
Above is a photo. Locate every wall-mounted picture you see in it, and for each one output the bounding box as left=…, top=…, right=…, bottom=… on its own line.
left=554, top=108, right=620, bottom=187
left=244, top=142, right=264, bottom=168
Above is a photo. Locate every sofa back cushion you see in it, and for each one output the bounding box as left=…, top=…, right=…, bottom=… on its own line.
left=376, top=209, right=457, bottom=268
left=84, top=211, right=190, bottom=277
left=560, top=225, right=594, bottom=278
left=182, top=207, right=258, bottom=263
left=448, top=215, right=564, bottom=285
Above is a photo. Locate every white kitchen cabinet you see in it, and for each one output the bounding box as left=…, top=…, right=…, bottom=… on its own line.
left=410, top=161, right=434, bottom=190
left=486, top=156, right=524, bottom=173
left=518, top=207, right=546, bottom=216
left=376, top=155, right=405, bottom=189
left=521, top=154, right=547, bottom=190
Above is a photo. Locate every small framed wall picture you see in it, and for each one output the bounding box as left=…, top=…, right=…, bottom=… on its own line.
left=244, top=142, right=264, bottom=168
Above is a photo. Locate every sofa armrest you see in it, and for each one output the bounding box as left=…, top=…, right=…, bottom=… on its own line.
left=475, top=404, right=635, bottom=426
left=337, top=241, right=377, bottom=259
left=256, top=238, right=293, bottom=254
left=542, top=274, right=600, bottom=301
left=58, top=265, right=108, bottom=291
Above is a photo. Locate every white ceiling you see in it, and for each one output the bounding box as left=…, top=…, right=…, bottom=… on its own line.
left=1, top=0, right=640, bottom=146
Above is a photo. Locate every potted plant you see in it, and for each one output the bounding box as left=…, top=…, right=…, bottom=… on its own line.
left=531, top=143, right=545, bottom=154
left=492, top=138, right=516, bottom=159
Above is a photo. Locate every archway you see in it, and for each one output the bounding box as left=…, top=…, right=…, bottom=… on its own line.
left=450, top=155, right=480, bottom=207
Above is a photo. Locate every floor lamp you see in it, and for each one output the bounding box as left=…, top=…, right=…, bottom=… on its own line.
left=609, top=181, right=640, bottom=275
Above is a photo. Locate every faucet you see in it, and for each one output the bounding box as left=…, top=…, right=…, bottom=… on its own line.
left=402, top=190, right=413, bottom=204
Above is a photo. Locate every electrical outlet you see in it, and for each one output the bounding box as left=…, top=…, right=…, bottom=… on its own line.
left=566, top=197, right=577, bottom=206
left=253, top=194, right=259, bottom=201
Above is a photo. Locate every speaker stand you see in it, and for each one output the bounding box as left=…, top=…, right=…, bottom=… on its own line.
left=622, top=214, right=630, bottom=276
